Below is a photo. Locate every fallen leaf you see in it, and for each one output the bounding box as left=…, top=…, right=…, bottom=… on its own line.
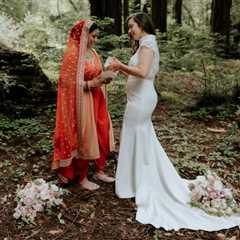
left=207, top=127, right=227, bottom=133
left=90, top=212, right=95, bottom=219
left=60, top=202, right=67, bottom=209
left=48, top=229, right=63, bottom=235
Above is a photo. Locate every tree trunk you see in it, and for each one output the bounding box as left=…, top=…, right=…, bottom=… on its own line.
left=152, top=0, right=167, bottom=33
left=123, top=0, right=129, bottom=33
left=174, top=0, right=182, bottom=25
left=89, top=0, right=104, bottom=17
left=89, top=0, right=122, bottom=35
left=211, top=0, right=232, bottom=35
left=210, top=0, right=232, bottom=54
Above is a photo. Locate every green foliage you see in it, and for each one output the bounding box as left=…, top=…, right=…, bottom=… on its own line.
left=215, top=123, right=240, bottom=159
left=232, top=0, right=240, bottom=25
left=198, top=60, right=240, bottom=100
left=191, top=103, right=240, bottom=119
left=0, top=116, right=53, bottom=162
left=156, top=24, right=240, bottom=103
left=157, top=25, right=216, bottom=71
left=107, top=79, right=127, bottom=122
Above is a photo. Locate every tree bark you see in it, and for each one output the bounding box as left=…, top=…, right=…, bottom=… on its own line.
left=89, top=0, right=122, bottom=35
left=211, top=0, right=232, bottom=35
left=152, top=0, right=167, bottom=33
left=123, top=0, right=129, bottom=33
left=210, top=0, right=232, bottom=53
left=174, top=0, right=182, bottom=25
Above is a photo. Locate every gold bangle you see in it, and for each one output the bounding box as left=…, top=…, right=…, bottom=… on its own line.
left=83, top=81, right=89, bottom=91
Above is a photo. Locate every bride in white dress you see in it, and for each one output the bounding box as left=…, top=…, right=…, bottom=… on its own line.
left=108, top=12, right=240, bottom=231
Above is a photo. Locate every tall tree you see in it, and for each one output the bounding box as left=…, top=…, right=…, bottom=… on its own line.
left=152, top=0, right=167, bottom=33
left=123, top=0, right=129, bottom=33
left=211, top=0, right=232, bottom=34
left=174, top=0, right=182, bottom=25
left=89, top=0, right=122, bottom=35
left=210, top=0, right=232, bottom=52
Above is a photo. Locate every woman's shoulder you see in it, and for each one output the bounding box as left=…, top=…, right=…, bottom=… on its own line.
left=139, top=34, right=157, bottom=49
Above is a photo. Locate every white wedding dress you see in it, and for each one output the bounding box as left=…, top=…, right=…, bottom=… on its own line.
left=115, top=34, right=240, bottom=230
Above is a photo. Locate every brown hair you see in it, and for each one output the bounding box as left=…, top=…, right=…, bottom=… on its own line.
left=127, top=12, right=155, bottom=35
left=126, top=12, right=155, bottom=52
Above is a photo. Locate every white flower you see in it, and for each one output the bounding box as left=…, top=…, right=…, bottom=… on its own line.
left=222, top=188, right=232, bottom=199
left=213, top=180, right=223, bottom=192
left=32, top=203, right=44, bottom=212
left=23, top=197, right=34, bottom=206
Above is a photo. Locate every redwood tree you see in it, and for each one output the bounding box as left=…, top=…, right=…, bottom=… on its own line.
left=211, top=0, right=232, bottom=34
left=152, top=0, right=167, bottom=33
left=174, top=0, right=182, bottom=25
left=89, top=0, right=122, bottom=35
left=123, top=0, right=129, bottom=33
left=210, top=0, right=232, bottom=52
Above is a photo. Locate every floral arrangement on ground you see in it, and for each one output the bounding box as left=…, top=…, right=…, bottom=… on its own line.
left=13, top=178, right=67, bottom=224
left=189, top=170, right=240, bottom=217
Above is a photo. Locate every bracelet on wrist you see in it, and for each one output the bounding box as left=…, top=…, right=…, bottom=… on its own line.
left=86, top=81, right=90, bottom=91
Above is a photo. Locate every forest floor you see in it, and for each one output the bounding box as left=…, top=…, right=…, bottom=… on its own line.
left=0, top=74, right=240, bottom=240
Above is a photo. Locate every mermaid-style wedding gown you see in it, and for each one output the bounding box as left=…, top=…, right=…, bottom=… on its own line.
left=115, top=34, right=240, bottom=230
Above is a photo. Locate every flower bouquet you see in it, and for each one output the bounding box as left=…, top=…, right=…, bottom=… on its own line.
left=13, top=178, right=66, bottom=223
left=188, top=171, right=240, bottom=217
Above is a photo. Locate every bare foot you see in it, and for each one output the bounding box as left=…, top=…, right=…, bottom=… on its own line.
left=79, top=177, right=100, bottom=191
left=96, top=172, right=115, bottom=183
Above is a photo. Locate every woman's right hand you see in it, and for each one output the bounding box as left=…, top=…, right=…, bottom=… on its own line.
left=88, top=71, right=116, bottom=89
left=107, top=57, right=123, bottom=72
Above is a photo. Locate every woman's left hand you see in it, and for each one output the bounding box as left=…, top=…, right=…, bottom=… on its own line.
left=101, top=70, right=117, bottom=84
left=107, top=57, right=122, bottom=71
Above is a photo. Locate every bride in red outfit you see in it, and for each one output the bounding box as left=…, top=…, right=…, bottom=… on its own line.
left=52, top=20, right=116, bottom=190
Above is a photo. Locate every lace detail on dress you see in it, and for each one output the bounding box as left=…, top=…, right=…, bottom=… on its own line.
left=138, top=34, right=160, bottom=79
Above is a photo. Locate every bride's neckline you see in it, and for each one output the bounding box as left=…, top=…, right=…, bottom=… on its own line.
left=139, top=34, right=155, bottom=44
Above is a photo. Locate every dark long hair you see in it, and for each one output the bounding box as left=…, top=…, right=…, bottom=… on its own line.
left=89, top=22, right=99, bottom=33
left=126, top=12, right=155, bottom=52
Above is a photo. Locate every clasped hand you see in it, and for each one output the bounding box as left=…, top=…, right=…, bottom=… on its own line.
left=100, top=70, right=117, bottom=84
left=106, top=57, right=122, bottom=72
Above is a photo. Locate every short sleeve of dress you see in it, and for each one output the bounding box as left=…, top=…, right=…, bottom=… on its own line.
left=137, top=35, right=160, bottom=77
left=139, top=37, right=156, bottom=55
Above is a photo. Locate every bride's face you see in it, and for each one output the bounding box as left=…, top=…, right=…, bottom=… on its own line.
left=127, top=18, right=144, bottom=40
left=87, top=29, right=99, bottom=48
